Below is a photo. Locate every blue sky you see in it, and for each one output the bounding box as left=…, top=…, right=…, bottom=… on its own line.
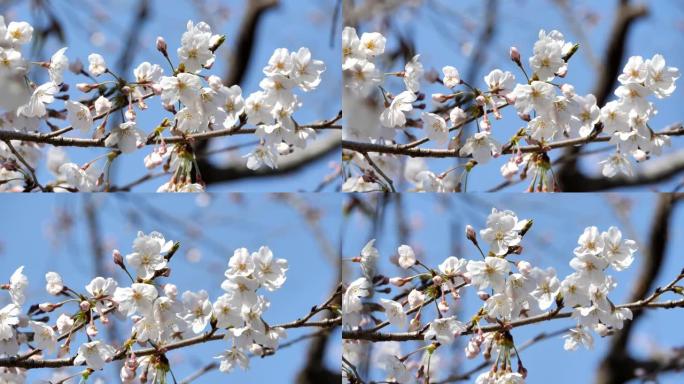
left=0, top=193, right=341, bottom=383
left=2, top=0, right=341, bottom=192
left=354, top=0, right=684, bottom=192
left=342, top=193, right=684, bottom=383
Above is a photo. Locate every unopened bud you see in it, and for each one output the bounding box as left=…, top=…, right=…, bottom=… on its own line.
left=465, top=225, right=478, bottom=245
left=39, top=302, right=56, bottom=312
left=561, top=83, right=575, bottom=98
left=517, top=112, right=531, bottom=122
left=156, top=37, right=168, bottom=55
left=390, top=277, right=408, bottom=287
left=86, top=324, right=98, bottom=338
left=517, top=260, right=533, bottom=275
left=556, top=66, right=568, bottom=78
left=431, top=93, right=453, bottom=103
left=408, top=317, right=421, bottom=332
left=77, top=83, right=96, bottom=93
left=113, top=249, right=124, bottom=267
left=164, top=283, right=178, bottom=298
left=432, top=275, right=444, bottom=286
left=125, top=109, right=136, bottom=122
left=80, top=301, right=91, bottom=312
left=208, top=75, right=223, bottom=91
left=510, top=47, right=521, bottom=65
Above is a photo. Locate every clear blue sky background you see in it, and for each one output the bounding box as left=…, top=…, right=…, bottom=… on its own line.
left=0, top=193, right=341, bottom=383
left=2, top=0, right=341, bottom=192
left=356, top=0, right=684, bottom=192
left=342, top=193, right=684, bottom=383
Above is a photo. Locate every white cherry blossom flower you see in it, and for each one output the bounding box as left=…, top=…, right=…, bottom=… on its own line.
left=160, top=73, right=202, bottom=106
left=6, top=21, right=33, bottom=45
left=182, top=290, right=213, bottom=333
left=0, top=304, right=19, bottom=340
left=113, top=283, right=158, bottom=316
left=408, top=289, right=425, bottom=308
left=446, top=109, right=468, bottom=132
left=88, top=53, right=107, bottom=76
left=213, top=293, right=242, bottom=329
left=645, top=54, right=679, bottom=98
left=563, top=326, right=594, bottom=351
left=421, top=112, right=448, bottom=145
left=133, top=62, right=163, bottom=84
left=479, top=208, right=522, bottom=256
left=424, top=316, right=465, bottom=345
left=600, top=151, right=633, bottom=178
left=126, top=231, right=173, bottom=279
left=485, top=293, right=513, bottom=319
left=65, top=100, right=93, bottom=133
left=252, top=246, right=288, bottom=291
left=403, top=55, right=423, bottom=92
left=18, top=82, right=59, bottom=118
left=394, top=244, right=417, bottom=270
left=291, top=47, right=326, bottom=91
left=467, top=257, right=510, bottom=292
left=94, top=96, right=112, bottom=116
left=379, top=299, right=406, bottom=328
left=218, top=85, right=245, bottom=128
left=618, top=56, right=648, bottom=85
left=45, top=272, right=63, bottom=295
left=56, top=313, right=74, bottom=335
left=178, top=21, right=214, bottom=73
left=343, top=277, right=370, bottom=315
left=570, top=254, right=608, bottom=285
left=48, top=47, right=68, bottom=84
left=442, top=65, right=461, bottom=88
left=531, top=268, right=560, bottom=310
left=74, top=341, right=116, bottom=370
left=484, top=69, right=515, bottom=94
left=359, top=32, right=386, bottom=58
left=509, top=81, right=555, bottom=115
left=215, top=347, right=249, bottom=373
left=29, top=321, right=57, bottom=352
left=380, top=91, right=416, bottom=128
left=601, top=227, right=637, bottom=271
left=459, top=131, right=500, bottom=164
left=104, top=121, right=145, bottom=153
left=264, top=48, right=293, bottom=77
left=8, top=266, right=28, bottom=306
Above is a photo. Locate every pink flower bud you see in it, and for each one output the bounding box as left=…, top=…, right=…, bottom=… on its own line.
left=465, top=225, right=478, bottom=245
left=432, top=275, right=444, bottom=286
left=39, top=302, right=55, bottom=312
left=556, top=66, right=568, bottom=78
left=112, top=249, right=124, bottom=267
left=86, top=324, right=98, bottom=338
left=560, top=83, right=575, bottom=98
left=125, top=109, right=136, bottom=122
left=80, top=301, right=91, bottom=312
left=517, top=112, right=531, bottom=122
left=510, top=47, right=521, bottom=64
left=156, top=37, right=168, bottom=55
left=390, top=277, right=407, bottom=287
left=517, top=260, right=532, bottom=275
left=77, top=83, right=94, bottom=93
left=164, top=283, right=178, bottom=299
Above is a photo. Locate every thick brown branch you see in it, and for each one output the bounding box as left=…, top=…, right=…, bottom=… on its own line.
left=342, top=298, right=684, bottom=342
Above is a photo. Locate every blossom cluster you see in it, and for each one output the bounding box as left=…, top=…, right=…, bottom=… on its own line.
left=342, top=208, right=638, bottom=383
left=341, top=26, right=680, bottom=192
left=0, top=15, right=326, bottom=192
left=0, top=231, right=288, bottom=383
